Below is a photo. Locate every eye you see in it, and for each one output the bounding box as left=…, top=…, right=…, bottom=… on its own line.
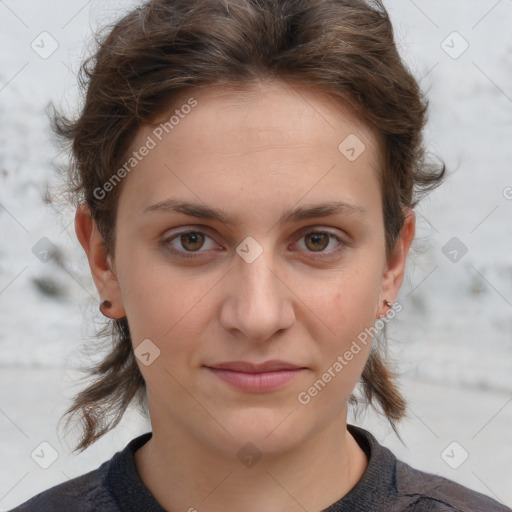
left=163, top=229, right=219, bottom=258
left=294, top=229, right=347, bottom=257
left=161, top=227, right=348, bottom=260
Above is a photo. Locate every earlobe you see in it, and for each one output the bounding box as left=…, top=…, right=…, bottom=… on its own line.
left=75, top=202, right=126, bottom=319
left=377, top=209, right=416, bottom=317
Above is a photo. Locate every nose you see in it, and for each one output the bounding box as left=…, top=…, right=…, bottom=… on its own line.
left=219, top=246, right=295, bottom=343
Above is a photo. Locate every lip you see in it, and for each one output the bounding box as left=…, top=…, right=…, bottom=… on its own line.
left=204, top=360, right=307, bottom=392
left=207, top=360, right=304, bottom=373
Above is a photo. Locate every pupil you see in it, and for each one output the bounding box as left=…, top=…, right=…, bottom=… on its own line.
left=307, top=233, right=328, bottom=251
left=182, top=233, right=204, bottom=251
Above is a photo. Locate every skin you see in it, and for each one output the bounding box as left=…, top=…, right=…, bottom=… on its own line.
left=76, top=79, right=415, bottom=512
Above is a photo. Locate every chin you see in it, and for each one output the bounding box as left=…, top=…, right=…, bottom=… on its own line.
left=212, top=407, right=310, bottom=455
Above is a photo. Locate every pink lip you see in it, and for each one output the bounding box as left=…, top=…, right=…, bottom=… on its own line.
left=209, top=360, right=303, bottom=373
left=205, top=360, right=307, bottom=392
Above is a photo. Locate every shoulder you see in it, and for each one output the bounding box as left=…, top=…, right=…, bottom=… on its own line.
left=8, top=432, right=154, bottom=512
left=345, top=425, right=510, bottom=512
left=7, top=464, right=117, bottom=512
left=394, top=459, right=511, bottom=512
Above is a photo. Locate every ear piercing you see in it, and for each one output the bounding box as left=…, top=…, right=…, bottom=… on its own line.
left=100, top=298, right=393, bottom=316
left=99, top=299, right=112, bottom=315
left=377, top=299, right=393, bottom=319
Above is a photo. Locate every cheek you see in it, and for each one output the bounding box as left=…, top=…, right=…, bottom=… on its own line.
left=305, top=261, right=383, bottom=385
left=310, top=262, right=383, bottom=337
left=115, top=246, right=218, bottom=356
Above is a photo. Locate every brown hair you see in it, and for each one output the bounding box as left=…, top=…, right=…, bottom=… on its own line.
left=53, top=0, right=445, bottom=452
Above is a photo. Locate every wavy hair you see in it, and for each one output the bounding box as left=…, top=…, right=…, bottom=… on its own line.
left=53, top=0, right=445, bottom=451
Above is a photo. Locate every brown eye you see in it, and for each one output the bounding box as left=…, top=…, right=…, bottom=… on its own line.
left=294, top=229, right=347, bottom=259
left=179, top=232, right=205, bottom=251
left=304, top=232, right=330, bottom=252
left=163, top=229, right=219, bottom=259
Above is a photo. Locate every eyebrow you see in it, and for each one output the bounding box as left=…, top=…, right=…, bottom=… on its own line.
left=143, top=198, right=367, bottom=225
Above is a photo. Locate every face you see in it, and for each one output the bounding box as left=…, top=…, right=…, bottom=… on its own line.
left=80, top=79, right=412, bottom=457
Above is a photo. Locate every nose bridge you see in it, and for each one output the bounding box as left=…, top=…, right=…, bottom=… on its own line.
left=221, top=239, right=294, bottom=341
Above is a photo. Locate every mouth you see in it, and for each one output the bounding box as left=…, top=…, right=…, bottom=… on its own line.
left=204, top=360, right=307, bottom=393
left=206, top=360, right=305, bottom=373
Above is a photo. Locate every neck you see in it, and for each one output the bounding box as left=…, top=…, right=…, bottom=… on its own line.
left=134, top=412, right=368, bottom=512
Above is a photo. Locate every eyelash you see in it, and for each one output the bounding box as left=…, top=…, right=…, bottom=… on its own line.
left=161, top=227, right=348, bottom=260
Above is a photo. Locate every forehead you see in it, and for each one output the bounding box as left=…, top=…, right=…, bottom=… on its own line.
left=152, top=80, right=380, bottom=157
left=118, top=79, right=383, bottom=218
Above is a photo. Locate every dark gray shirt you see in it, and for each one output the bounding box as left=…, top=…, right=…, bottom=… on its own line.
left=10, top=425, right=510, bottom=511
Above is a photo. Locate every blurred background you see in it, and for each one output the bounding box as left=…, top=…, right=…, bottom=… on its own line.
left=0, top=0, right=511, bottom=509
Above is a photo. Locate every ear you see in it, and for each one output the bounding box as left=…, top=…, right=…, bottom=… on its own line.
left=378, top=209, right=415, bottom=316
left=75, top=202, right=126, bottom=319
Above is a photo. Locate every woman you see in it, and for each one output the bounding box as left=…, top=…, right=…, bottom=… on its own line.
left=10, top=0, right=510, bottom=510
